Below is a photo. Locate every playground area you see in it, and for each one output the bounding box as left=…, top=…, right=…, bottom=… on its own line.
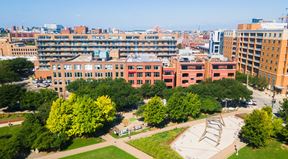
left=171, top=115, right=244, bottom=159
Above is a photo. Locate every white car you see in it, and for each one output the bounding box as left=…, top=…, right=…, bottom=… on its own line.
left=247, top=100, right=256, bottom=105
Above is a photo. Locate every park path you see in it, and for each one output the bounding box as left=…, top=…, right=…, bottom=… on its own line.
left=34, top=108, right=252, bottom=159
left=211, top=138, right=246, bottom=159
left=0, top=120, right=23, bottom=128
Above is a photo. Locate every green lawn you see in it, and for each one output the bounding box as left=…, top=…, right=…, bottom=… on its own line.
left=128, top=128, right=185, bottom=159
left=0, top=113, right=25, bottom=123
left=61, top=146, right=136, bottom=159
left=229, top=139, right=288, bottom=159
left=64, top=137, right=104, bottom=150
left=0, top=125, right=22, bottom=145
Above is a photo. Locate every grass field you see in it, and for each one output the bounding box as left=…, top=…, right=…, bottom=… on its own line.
left=0, top=125, right=22, bottom=145
left=64, top=137, right=104, bottom=150
left=229, top=139, right=288, bottom=159
left=128, top=128, right=185, bottom=159
left=0, top=113, right=25, bottom=123
left=61, top=146, right=136, bottom=159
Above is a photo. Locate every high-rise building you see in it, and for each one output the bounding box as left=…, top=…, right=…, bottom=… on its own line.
left=35, top=32, right=178, bottom=78
left=223, top=21, right=288, bottom=94
left=209, top=30, right=224, bottom=54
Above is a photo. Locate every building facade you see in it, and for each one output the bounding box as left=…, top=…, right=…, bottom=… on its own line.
left=209, top=30, right=224, bottom=54
left=49, top=52, right=236, bottom=96
left=35, top=33, right=178, bottom=77
left=223, top=22, right=288, bottom=95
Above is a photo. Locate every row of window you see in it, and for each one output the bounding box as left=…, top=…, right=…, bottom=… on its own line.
left=53, top=72, right=124, bottom=78
left=52, top=64, right=124, bottom=71
left=128, top=72, right=160, bottom=77
left=128, top=65, right=160, bottom=70
left=128, top=80, right=161, bottom=85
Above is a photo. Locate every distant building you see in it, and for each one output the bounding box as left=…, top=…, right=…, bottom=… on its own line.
left=61, top=27, right=72, bottom=34
left=209, top=30, right=224, bottom=54
left=74, top=26, right=88, bottom=34
left=223, top=21, right=288, bottom=95
left=44, top=24, right=64, bottom=33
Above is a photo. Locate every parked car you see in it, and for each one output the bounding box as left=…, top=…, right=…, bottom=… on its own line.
left=247, top=100, right=256, bottom=105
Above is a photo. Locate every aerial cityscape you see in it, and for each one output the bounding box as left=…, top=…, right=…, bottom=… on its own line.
left=1, top=0, right=288, bottom=159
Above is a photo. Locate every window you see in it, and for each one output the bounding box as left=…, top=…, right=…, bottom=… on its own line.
left=196, top=73, right=203, bottom=77
left=213, top=65, right=219, bottom=69
left=128, top=66, right=134, bottom=70
left=164, top=79, right=172, bottom=82
left=116, top=72, right=119, bottom=77
left=105, top=72, right=113, bottom=77
left=145, top=72, right=151, bottom=77
left=154, top=72, right=160, bottom=77
left=228, top=73, right=234, bottom=77
left=154, top=65, right=160, bottom=70
left=137, top=80, right=143, bottom=84
left=181, top=65, right=188, bottom=70
left=120, top=72, right=124, bottom=77
left=182, top=80, right=188, bottom=84
left=145, top=65, right=151, bottom=70
left=64, top=72, right=72, bottom=77
left=64, top=64, right=72, bottom=70
left=84, top=64, right=92, bottom=70
left=129, top=80, right=134, bottom=84
left=137, top=65, right=143, bottom=70
left=57, top=64, right=61, bottom=70
left=182, top=73, right=189, bottom=77
left=214, top=73, right=220, bottom=77
left=196, top=65, right=202, bottom=70
left=95, top=64, right=102, bottom=70
left=75, top=72, right=82, bottom=77
left=227, top=65, right=234, bottom=69
left=85, top=72, right=93, bottom=77
left=95, top=72, right=103, bottom=77
left=53, top=72, right=57, bottom=77
left=65, top=80, right=71, bottom=85
left=137, top=72, right=143, bottom=77
left=52, top=65, right=57, bottom=70
left=58, top=72, right=61, bottom=77
left=115, top=64, right=119, bottom=69
left=120, top=64, right=124, bottom=69
left=105, top=64, right=113, bottom=70
left=128, top=73, right=134, bottom=77
left=145, top=80, right=151, bottom=84
left=74, top=64, right=81, bottom=70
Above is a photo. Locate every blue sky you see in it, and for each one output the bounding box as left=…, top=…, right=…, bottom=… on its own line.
left=1, top=0, right=287, bottom=30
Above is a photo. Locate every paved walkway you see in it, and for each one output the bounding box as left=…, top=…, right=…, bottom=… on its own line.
left=0, top=120, right=23, bottom=128
left=35, top=108, right=252, bottom=159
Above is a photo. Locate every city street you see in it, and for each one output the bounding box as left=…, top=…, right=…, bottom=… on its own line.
left=248, top=86, right=286, bottom=114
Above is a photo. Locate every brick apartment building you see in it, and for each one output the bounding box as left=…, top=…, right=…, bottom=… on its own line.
left=223, top=22, right=288, bottom=95
left=48, top=50, right=236, bottom=96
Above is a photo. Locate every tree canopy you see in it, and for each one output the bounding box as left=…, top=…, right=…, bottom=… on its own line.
left=0, top=84, right=26, bottom=110
left=143, top=96, right=167, bottom=127
left=46, top=94, right=116, bottom=137
left=67, top=78, right=142, bottom=111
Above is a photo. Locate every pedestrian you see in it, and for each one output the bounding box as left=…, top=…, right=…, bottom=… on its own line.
left=234, top=144, right=238, bottom=156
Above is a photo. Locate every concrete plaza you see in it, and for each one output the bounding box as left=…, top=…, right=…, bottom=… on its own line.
left=171, top=116, right=244, bottom=159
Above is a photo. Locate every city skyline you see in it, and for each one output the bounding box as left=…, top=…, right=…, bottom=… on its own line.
left=1, top=0, right=287, bottom=30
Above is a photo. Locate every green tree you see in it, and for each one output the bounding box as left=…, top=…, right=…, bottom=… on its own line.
left=0, top=84, right=26, bottom=111
left=240, top=108, right=273, bottom=148
left=143, top=96, right=166, bottom=127
left=20, top=89, right=57, bottom=111
left=46, top=96, right=74, bottom=134
left=184, top=93, right=201, bottom=118
left=139, top=83, right=153, bottom=99
left=151, top=80, right=167, bottom=98
left=167, top=92, right=188, bottom=122
left=0, top=63, right=19, bottom=84
left=6, top=58, right=34, bottom=78
left=201, top=97, right=222, bottom=114
left=67, top=78, right=142, bottom=111
left=68, top=95, right=116, bottom=137
left=279, top=98, right=288, bottom=122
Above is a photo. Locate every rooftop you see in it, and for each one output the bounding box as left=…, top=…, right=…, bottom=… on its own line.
left=126, top=54, right=161, bottom=63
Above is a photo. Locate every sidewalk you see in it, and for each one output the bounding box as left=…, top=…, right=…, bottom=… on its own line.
left=0, top=120, right=23, bottom=128
left=34, top=109, right=252, bottom=159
